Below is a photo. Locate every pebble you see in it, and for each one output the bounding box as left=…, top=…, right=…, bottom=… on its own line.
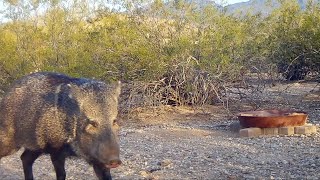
left=158, top=159, right=172, bottom=167
left=139, top=170, right=149, bottom=177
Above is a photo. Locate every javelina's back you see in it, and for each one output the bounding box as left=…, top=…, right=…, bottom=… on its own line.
left=0, top=73, right=76, bottom=151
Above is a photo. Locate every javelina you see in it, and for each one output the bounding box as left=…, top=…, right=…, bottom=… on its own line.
left=0, top=72, right=122, bottom=180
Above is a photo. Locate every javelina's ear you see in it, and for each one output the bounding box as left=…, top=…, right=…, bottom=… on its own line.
left=67, top=84, right=85, bottom=106
left=107, top=81, right=121, bottom=103
left=85, top=120, right=100, bottom=134
left=112, top=81, right=121, bottom=97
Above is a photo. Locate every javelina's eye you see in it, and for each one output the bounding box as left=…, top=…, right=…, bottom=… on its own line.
left=85, top=120, right=99, bottom=134
left=113, top=119, right=120, bottom=126
left=89, top=120, right=99, bottom=128
left=113, top=119, right=120, bottom=130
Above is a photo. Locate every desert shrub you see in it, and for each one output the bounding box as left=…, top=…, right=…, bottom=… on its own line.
left=266, top=0, right=320, bottom=80
left=0, top=0, right=319, bottom=107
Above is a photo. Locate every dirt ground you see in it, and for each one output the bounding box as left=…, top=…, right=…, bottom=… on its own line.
left=0, top=80, right=319, bottom=179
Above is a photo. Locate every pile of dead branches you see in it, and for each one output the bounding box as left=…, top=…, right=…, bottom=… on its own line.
left=120, top=60, right=230, bottom=114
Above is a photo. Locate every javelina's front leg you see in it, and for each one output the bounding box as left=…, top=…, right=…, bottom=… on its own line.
left=21, top=149, right=42, bottom=180
left=93, top=163, right=112, bottom=180
left=50, top=151, right=67, bottom=180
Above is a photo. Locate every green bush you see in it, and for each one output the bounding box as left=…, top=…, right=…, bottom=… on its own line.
left=266, top=0, right=320, bottom=80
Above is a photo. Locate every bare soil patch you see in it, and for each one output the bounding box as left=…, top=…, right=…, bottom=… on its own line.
left=0, top=81, right=319, bottom=179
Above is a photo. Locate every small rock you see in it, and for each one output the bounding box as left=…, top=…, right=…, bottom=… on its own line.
left=158, top=159, right=172, bottom=167
left=140, top=171, right=149, bottom=177
left=147, top=167, right=161, bottom=173
left=229, top=121, right=242, bottom=132
left=228, top=175, right=237, bottom=180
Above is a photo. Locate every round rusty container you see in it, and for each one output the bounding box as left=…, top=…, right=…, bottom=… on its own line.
left=237, top=110, right=308, bottom=128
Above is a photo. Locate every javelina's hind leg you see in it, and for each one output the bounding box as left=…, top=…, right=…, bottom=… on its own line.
left=20, top=149, right=42, bottom=180
left=50, top=151, right=66, bottom=180
left=93, top=164, right=112, bottom=180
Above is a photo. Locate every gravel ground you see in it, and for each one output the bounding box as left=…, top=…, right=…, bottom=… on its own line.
left=0, top=81, right=319, bottom=179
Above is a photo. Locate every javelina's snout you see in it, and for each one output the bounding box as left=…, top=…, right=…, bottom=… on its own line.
left=102, top=146, right=121, bottom=169
left=97, top=144, right=122, bottom=169
left=106, top=158, right=122, bottom=168
left=96, top=140, right=121, bottom=168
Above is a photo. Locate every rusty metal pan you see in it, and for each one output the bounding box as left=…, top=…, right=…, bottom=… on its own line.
left=237, top=110, right=308, bottom=128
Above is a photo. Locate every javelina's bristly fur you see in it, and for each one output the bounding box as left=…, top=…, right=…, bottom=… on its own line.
left=0, top=72, right=122, bottom=180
